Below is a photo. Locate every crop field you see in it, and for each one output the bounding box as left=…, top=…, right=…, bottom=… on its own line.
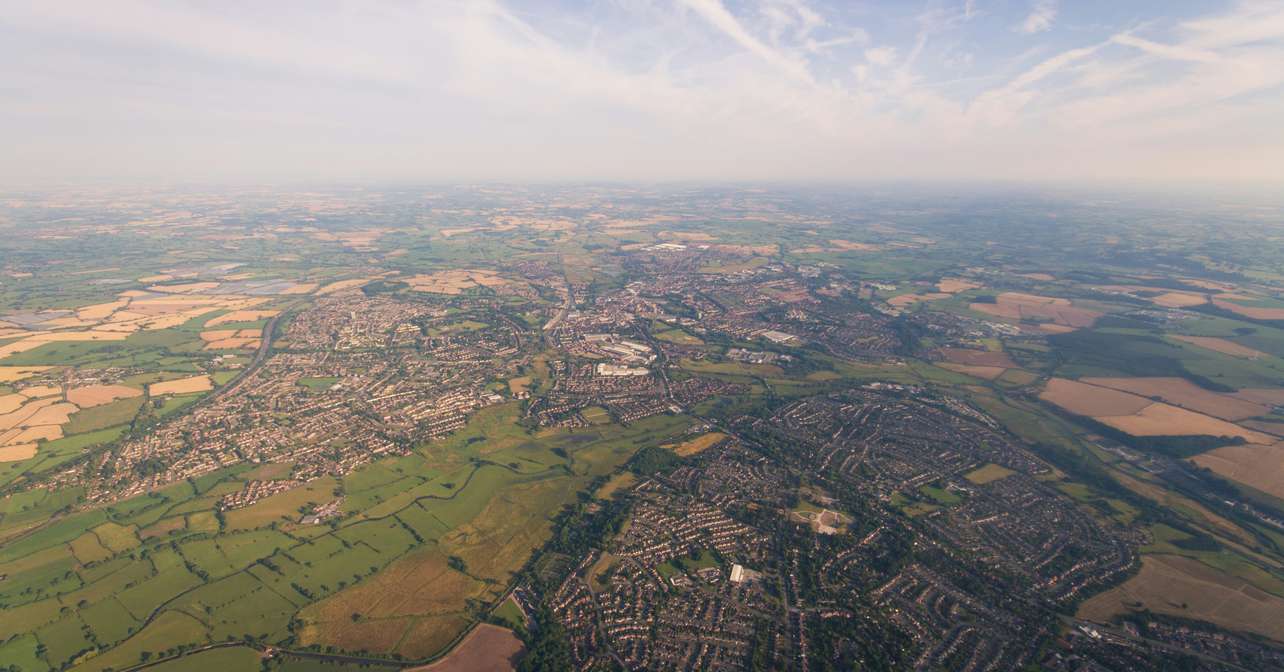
left=887, top=292, right=948, bottom=307
left=0, top=365, right=53, bottom=382
left=1172, top=335, right=1267, bottom=359
left=937, top=278, right=981, bottom=293
left=1078, top=554, right=1284, bottom=642
left=1050, top=328, right=1284, bottom=390
left=1192, top=442, right=1284, bottom=499
left=405, top=269, right=510, bottom=294
left=1039, top=374, right=1275, bottom=444
left=1099, top=403, right=1272, bottom=442
left=6, top=184, right=1284, bottom=670
left=150, top=374, right=213, bottom=395
left=66, top=384, right=142, bottom=407
left=1081, top=376, right=1269, bottom=421
left=667, top=431, right=727, bottom=456
left=1212, top=296, right=1284, bottom=321
left=1233, top=388, right=1284, bottom=405
left=206, top=309, right=280, bottom=326
left=1039, top=377, right=1153, bottom=417
left=0, top=443, right=38, bottom=461
left=969, top=292, right=1102, bottom=329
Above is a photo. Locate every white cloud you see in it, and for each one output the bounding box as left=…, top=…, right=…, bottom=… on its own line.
left=678, top=0, right=814, bottom=83
left=864, top=46, right=898, bottom=66
left=1018, top=0, right=1057, bottom=34
left=0, top=0, right=1281, bottom=185
left=1112, top=33, right=1225, bottom=64
left=805, top=31, right=869, bottom=54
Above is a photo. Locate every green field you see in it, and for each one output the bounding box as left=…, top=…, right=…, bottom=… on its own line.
left=298, top=376, right=338, bottom=391
left=5, top=183, right=1284, bottom=666
left=0, top=395, right=696, bottom=669
left=964, top=463, right=1016, bottom=485
left=64, top=396, right=144, bottom=435
left=919, top=485, right=962, bottom=506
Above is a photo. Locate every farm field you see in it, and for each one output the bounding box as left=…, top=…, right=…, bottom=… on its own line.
left=406, top=623, right=523, bottom=672
left=3, top=182, right=1284, bottom=670
left=1079, top=554, right=1284, bottom=642
left=1098, top=403, right=1271, bottom=442
left=150, top=375, right=212, bottom=395
left=1038, top=377, right=1152, bottom=417
left=405, top=270, right=510, bottom=294
left=1192, top=442, right=1284, bottom=499
left=1081, top=376, right=1269, bottom=421
left=1039, top=376, right=1277, bottom=442
left=969, top=292, right=1102, bottom=329
left=666, top=431, right=727, bottom=456
left=0, top=392, right=688, bottom=669
left=1172, top=335, right=1267, bottom=359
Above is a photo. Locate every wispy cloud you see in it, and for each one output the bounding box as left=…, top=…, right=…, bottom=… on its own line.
left=678, top=0, right=814, bottom=84
left=1111, top=33, right=1224, bottom=64
left=864, top=46, right=898, bottom=66
left=1017, top=0, right=1057, bottom=34
left=0, top=0, right=1281, bottom=184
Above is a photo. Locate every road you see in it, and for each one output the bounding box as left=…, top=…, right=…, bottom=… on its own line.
left=1062, top=616, right=1256, bottom=672
left=118, top=640, right=429, bottom=672
left=200, top=302, right=294, bottom=404
left=637, top=325, right=675, bottom=405
left=542, top=276, right=573, bottom=339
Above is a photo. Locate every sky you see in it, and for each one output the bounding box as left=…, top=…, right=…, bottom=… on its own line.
left=1, top=0, right=1283, bottom=185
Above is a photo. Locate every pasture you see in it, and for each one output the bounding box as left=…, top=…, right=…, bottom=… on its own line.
left=964, top=463, right=1016, bottom=485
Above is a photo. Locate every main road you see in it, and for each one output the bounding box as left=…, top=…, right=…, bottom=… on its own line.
left=197, top=300, right=297, bottom=404
left=541, top=274, right=573, bottom=343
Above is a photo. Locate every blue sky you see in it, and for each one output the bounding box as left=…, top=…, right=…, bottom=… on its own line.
left=1, top=1, right=1281, bottom=184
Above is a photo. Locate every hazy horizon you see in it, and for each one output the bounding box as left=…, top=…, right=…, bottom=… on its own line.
left=3, top=0, right=1283, bottom=185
